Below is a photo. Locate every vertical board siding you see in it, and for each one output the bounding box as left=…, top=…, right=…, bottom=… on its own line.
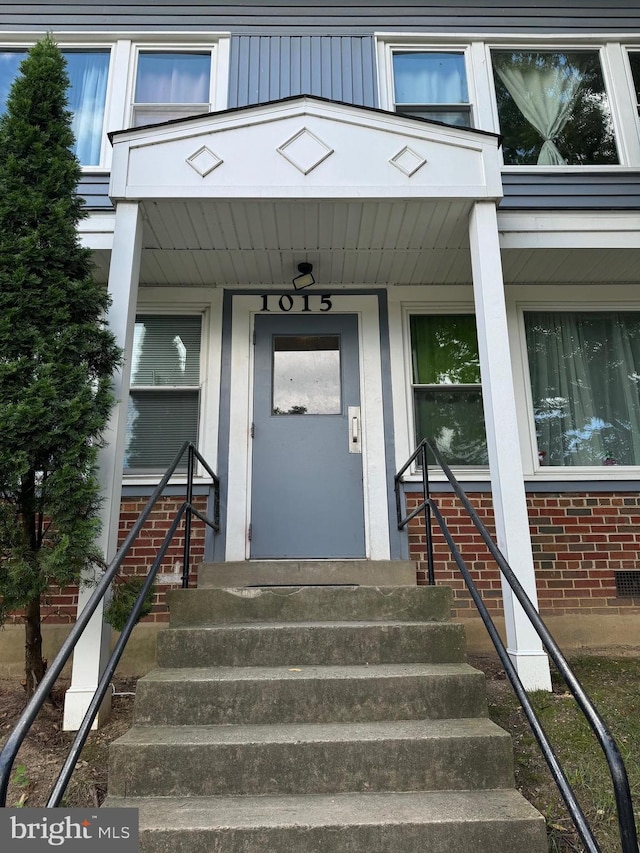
left=228, top=36, right=378, bottom=108
left=3, top=2, right=640, bottom=34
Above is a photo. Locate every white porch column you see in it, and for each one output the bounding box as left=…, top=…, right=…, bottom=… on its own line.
left=469, top=201, right=552, bottom=692
left=63, top=202, right=143, bottom=730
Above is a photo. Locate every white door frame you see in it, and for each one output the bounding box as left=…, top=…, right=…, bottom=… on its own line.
left=225, top=293, right=390, bottom=561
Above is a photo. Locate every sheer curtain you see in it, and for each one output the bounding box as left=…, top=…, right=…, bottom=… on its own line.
left=65, top=51, right=110, bottom=166
left=493, top=53, right=583, bottom=166
left=135, top=53, right=210, bottom=103
left=526, top=312, right=640, bottom=465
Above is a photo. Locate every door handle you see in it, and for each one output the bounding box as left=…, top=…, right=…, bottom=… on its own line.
left=348, top=406, right=362, bottom=454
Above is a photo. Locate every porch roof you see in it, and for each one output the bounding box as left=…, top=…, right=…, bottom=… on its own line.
left=107, top=95, right=502, bottom=287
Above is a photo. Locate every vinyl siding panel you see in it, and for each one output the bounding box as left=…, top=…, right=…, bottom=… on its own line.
left=500, top=172, right=640, bottom=210
left=228, top=36, right=377, bottom=108
left=4, top=1, right=640, bottom=35
left=78, top=173, right=113, bottom=209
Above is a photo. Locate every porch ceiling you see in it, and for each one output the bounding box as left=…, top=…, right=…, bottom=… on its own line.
left=134, top=197, right=474, bottom=286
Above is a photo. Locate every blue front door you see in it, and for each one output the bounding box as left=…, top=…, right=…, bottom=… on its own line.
left=250, top=313, right=366, bottom=558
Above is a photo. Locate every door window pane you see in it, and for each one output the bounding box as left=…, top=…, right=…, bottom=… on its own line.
left=410, top=315, right=488, bottom=465
left=492, top=50, right=618, bottom=166
left=525, top=312, right=640, bottom=466
left=393, top=51, right=471, bottom=127
left=272, top=335, right=341, bottom=415
left=0, top=48, right=109, bottom=166
left=133, top=51, right=211, bottom=126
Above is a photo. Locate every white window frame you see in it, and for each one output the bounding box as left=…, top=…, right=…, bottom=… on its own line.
left=122, top=289, right=222, bottom=487
left=390, top=296, right=491, bottom=481
left=387, top=46, right=474, bottom=126
left=0, top=31, right=230, bottom=171
left=126, top=311, right=204, bottom=477
left=376, top=34, right=640, bottom=169
left=512, top=287, right=640, bottom=481
left=487, top=43, right=625, bottom=170
left=0, top=38, right=115, bottom=169
left=127, top=42, right=223, bottom=129
left=377, top=38, right=482, bottom=131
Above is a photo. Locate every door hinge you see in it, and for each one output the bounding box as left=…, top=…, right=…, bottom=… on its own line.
left=248, top=523, right=252, bottom=541
left=252, top=329, right=256, bottom=345
left=251, top=422, right=255, bottom=438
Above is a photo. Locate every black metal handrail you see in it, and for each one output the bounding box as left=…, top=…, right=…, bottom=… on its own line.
left=0, top=441, right=220, bottom=808
left=395, top=437, right=638, bottom=853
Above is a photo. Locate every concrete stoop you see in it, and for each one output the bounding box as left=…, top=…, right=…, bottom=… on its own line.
left=105, top=562, right=547, bottom=852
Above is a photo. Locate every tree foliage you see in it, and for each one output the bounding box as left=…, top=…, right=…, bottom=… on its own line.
left=0, top=35, right=121, bottom=695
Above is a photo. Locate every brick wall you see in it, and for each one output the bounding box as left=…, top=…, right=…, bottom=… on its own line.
left=8, top=495, right=208, bottom=626
left=405, top=491, right=640, bottom=619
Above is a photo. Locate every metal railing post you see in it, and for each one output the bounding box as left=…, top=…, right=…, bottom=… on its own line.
left=182, top=443, right=195, bottom=588
left=422, top=442, right=435, bottom=585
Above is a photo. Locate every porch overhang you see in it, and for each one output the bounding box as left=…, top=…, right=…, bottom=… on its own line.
left=108, top=95, right=502, bottom=286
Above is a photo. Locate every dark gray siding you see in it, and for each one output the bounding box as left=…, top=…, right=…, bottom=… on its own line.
left=500, top=173, right=640, bottom=210
left=3, top=1, right=640, bottom=35
left=78, top=173, right=113, bottom=209
left=229, top=36, right=377, bottom=108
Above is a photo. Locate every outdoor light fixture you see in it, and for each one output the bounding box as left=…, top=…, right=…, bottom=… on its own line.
left=292, top=262, right=315, bottom=290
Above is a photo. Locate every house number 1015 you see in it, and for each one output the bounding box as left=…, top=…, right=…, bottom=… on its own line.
left=259, top=294, right=333, bottom=312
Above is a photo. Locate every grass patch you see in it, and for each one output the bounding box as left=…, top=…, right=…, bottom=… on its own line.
left=478, top=654, right=640, bottom=853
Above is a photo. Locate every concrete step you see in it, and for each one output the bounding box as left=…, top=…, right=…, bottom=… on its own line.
left=198, top=560, right=418, bottom=587
left=103, top=789, right=547, bottom=853
left=133, top=663, right=488, bottom=726
left=108, top=718, right=514, bottom=798
left=155, top=620, right=467, bottom=668
left=167, top=584, right=452, bottom=626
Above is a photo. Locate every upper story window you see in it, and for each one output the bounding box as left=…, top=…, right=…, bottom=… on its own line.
left=629, top=52, right=640, bottom=117
left=0, top=48, right=110, bottom=166
left=491, top=50, right=618, bottom=166
left=392, top=51, right=471, bottom=127
left=132, top=50, right=212, bottom=127
left=410, top=314, right=488, bottom=466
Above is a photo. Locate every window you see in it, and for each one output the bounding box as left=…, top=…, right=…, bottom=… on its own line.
left=629, top=51, right=640, bottom=118
left=132, top=51, right=211, bottom=127
left=525, top=312, right=640, bottom=466
left=392, top=51, right=471, bottom=126
left=410, top=314, right=488, bottom=465
left=492, top=50, right=618, bottom=166
left=0, top=48, right=110, bottom=166
left=125, top=315, right=202, bottom=472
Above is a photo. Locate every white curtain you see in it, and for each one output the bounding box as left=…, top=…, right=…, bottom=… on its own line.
left=65, top=51, right=109, bottom=166
left=493, top=53, right=583, bottom=166
left=135, top=53, right=210, bottom=104
left=526, top=313, right=640, bottom=466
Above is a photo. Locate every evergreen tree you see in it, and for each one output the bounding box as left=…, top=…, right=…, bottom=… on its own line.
left=0, top=35, right=121, bottom=697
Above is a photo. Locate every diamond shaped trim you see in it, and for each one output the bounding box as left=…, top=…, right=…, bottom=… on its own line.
left=390, top=146, right=427, bottom=177
left=277, top=128, right=334, bottom=175
left=186, top=146, right=223, bottom=177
